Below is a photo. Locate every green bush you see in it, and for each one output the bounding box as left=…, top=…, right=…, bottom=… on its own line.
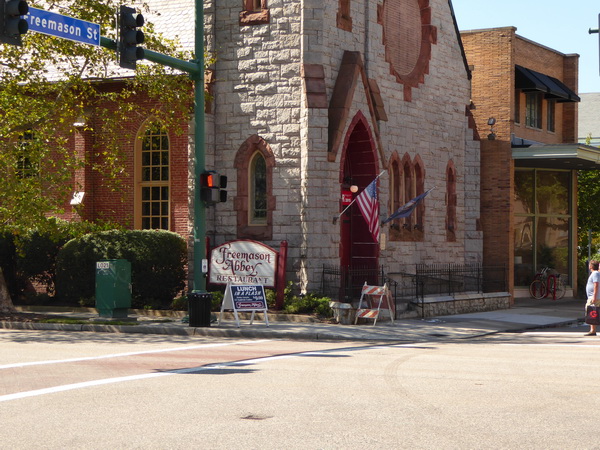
left=283, top=292, right=332, bottom=317
left=209, top=290, right=224, bottom=311
left=0, top=219, right=118, bottom=299
left=56, top=229, right=187, bottom=307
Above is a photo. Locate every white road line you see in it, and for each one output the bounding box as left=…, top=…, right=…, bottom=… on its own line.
left=0, top=343, right=402, bottom=403
left=0, top=349, right=316, bottom=403
left=0, top=340, right=272, bottom=370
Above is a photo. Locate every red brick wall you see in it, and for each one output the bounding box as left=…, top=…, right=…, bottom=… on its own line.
left=57, top=87, right=191, bottom=239
left=480, top=139, right=514, bottom=296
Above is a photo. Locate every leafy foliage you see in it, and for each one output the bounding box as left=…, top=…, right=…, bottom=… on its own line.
left=0, top=219, right=116, bottom=298
left=55, top=230, right=187, bottom=307
left=0, top=1, right=203, bottom=310
left=265, top=282, right=332, bottom=317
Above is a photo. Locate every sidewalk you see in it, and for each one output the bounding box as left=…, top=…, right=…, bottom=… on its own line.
left=4, top=296, right=586, bottom=342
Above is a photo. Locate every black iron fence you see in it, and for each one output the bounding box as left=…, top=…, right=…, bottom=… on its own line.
left=320, top=265, right=400, bottom=304
left=320, top=263, right=507, bottom=316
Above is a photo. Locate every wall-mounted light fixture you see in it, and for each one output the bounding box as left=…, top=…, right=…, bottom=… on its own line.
left=73, top=107, right=92, bottom=128
left=487, top=117, right=496, bottom=140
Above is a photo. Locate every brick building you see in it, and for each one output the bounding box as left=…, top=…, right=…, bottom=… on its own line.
left=61, top=0, right=483, bottom=297
left=461, top=27, right=600, bottom=298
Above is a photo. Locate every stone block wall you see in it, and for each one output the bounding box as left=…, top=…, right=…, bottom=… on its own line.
left=203, top=0, right=482, bottom=293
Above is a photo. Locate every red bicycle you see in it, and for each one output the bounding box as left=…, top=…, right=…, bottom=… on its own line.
left=529, top=267, right=566, bottom=300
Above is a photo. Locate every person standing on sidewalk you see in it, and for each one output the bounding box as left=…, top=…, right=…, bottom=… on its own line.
left=585, top=260, right=600, bottom=336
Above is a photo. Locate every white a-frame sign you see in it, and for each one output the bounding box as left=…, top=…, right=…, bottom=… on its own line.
left=218, top=283, right=269, bottom=328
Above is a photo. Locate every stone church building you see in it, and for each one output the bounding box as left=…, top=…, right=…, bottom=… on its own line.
left=64, top=0, right=484, bottom=296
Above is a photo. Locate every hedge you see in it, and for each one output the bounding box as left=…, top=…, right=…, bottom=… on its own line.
left=56, top=229, right=187, bottom=307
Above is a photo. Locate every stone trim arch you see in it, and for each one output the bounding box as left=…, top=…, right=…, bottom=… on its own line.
left=234, top=134, right=276, bottom=239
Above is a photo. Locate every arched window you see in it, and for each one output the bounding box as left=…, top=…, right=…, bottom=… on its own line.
left=390, top=158, right=401, bottom=214
left=234, top=134, right=275, bottom=239
left=414, top=157, right=425, bottom=232
left=446, top=161, right=457, bottom=241
left=135, top=121, right=170, bottom=230
left=403, top=157, right=413, bottom=229
left=250, top=151, right=267, bottom=225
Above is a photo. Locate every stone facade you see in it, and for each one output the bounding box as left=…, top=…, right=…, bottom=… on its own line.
left=202, top=0, right=482, bottom=294
left=60, top=0, right=483, bottom=298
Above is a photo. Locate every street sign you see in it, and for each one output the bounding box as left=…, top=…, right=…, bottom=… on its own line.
left=26, top=7, right=100, bottom=46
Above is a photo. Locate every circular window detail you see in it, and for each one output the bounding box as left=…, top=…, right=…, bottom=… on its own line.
left=378, top=0, right=437, bottom=95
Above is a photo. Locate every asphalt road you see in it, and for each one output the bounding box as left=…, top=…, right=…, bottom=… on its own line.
left=1, top=328, right=599, bottom=449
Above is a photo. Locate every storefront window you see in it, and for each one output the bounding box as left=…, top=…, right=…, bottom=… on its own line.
left=536, top=171, right=569, bottom=215
left=513, top=169, right=571, bottom=286
left=514, top=216, right=534, bottom=286
left=514, top=170, right=534, bottom=214
left=536, top=217, right=569, bottom=276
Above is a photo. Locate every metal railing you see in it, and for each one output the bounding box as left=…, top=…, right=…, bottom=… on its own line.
left=320, top=265, right=400, bottom=305
left=320, top=263, right=507, bottom=318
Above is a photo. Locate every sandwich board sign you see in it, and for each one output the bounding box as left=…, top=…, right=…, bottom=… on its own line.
left=218, top=283, right=269, bottom=327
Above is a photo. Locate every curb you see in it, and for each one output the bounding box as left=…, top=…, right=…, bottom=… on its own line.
left=0, top=320, right=407, bottom=341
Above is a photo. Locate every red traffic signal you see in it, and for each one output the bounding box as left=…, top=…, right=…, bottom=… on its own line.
left=200, top=171, right=227, bottom=204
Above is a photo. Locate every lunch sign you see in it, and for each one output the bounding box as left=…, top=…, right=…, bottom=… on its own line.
left=218, top=283, right=269, bottom=327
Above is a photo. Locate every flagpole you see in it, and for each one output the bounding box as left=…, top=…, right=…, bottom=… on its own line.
left=333, top=170, right=386, bottom=224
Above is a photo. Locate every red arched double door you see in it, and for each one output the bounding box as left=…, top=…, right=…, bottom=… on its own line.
left=339, top=113, right=379, bottom=275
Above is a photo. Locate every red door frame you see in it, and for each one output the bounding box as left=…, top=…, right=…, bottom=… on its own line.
left=339, top=112, right=379, bottom=271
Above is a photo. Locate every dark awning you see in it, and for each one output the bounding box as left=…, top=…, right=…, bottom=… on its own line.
left=515, top=65, right=580, bottom=103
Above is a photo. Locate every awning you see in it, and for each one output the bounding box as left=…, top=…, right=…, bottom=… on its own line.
left=515, top=65, right=580, bottom=103
left=513, top=143, right=600, bottom=170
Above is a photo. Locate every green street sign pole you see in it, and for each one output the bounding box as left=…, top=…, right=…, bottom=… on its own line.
left=192, top=0, right=206, bottom=293
left=101, top=1, right=206, bottom=292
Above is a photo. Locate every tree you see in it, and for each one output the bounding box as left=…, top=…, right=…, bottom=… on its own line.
left=577, top=134, right=600, bottom=261
left=0, top=0, right=196, bottom=312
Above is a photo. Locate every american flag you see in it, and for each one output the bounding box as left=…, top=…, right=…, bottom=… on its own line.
left=356, top=178, right=380, bottom=242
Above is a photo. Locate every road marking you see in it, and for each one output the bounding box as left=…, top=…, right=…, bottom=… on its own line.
left=0, top=340, right=272, bottom=370
left=0, top=342, right=426, bottom=403
left=0, top=342, right=412, bottom=403
left=0, top=348, right=314, bottom=403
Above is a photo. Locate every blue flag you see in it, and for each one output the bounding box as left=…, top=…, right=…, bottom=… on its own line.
left=382, top=188, right=434, bottom=225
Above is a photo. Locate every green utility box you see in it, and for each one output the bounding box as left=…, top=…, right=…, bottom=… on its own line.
left=95, top=259, right=132, bottom=318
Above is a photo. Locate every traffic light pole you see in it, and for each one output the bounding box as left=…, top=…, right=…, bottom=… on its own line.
left=192, top=0, right=206, bottom=293
left=590, top=13, right=600, bottom=76
left=101, top=0, right=207, bottom=292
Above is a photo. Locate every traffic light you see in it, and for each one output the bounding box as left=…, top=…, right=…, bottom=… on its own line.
left=200, top=171, right=228, bottom=205
left=118, top=5, right=144, bottom=70
left=0, top=0, right=29, bottom=46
